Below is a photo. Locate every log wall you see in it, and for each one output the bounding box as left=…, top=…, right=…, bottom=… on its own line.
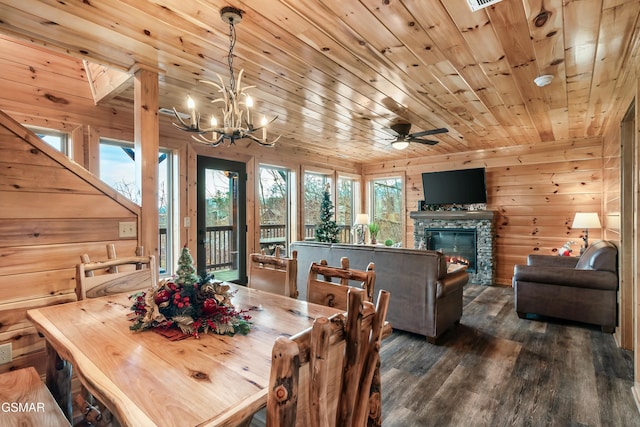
left=0, top=112, right=141, bottom=374
left=363, top=136, right=604, bottom=286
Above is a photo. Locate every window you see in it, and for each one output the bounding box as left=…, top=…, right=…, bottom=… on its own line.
left=258, top=165, right=293, bottom=255
left=337, top=176, right=360, bottom=243
left=370, top=177, right=403, bottom=245
left=27, top=126, right=69, bottom=155
left=99, top=139, right=174, bottom=274
left=303, top=172, right=332, bottom=241
left=100, top=140, right=139, bottom=202
left=158, top=149, right=174, bottom=275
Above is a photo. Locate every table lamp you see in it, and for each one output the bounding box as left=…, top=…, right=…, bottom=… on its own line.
left=571, top=212, right=601, bottom=253
left=354, top=213, right=370, bottom=244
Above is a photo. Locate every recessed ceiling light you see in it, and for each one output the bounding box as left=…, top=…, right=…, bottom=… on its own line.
left=534, top=75, right=554, bottom=87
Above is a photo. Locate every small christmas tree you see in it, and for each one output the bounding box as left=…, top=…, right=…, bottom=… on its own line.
left=176, top=244, right=199, bottom=286
left=315, top=183, right=340, bottom=243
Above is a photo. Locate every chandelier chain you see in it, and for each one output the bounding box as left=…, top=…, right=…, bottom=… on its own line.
left=227, top=20, right=236, bottom=93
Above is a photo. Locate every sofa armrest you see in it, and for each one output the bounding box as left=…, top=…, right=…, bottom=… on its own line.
left=513, top=265, right=618, bottom=291
left=527, top=254, right=579, bottom=268
left=436, top=270, right=469, bottom=298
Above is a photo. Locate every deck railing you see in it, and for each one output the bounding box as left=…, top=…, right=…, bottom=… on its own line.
left=158, top=224, right=353, bottom=271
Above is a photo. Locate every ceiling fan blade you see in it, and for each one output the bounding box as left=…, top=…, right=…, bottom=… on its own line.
left=409, top=127, right=449, bottom=138
left=409, top=138, right=439, bottom=145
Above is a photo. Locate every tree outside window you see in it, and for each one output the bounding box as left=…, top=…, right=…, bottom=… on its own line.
left=304, top=172, right=331, bottom=240
left=337, top=176, right=358, bottom=243
left=258, top=166, right=290, bottom=254
left=371, top=177, right=403, bottom=245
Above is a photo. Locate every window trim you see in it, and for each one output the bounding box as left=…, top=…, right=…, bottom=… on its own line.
left=26, top=126, right=70, bottom=156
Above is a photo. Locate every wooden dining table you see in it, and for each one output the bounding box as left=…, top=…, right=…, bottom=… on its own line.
left=26, top=284, right=344, bottom=427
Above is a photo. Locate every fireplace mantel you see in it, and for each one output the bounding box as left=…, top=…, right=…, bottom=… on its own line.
left=411, top=210, right=496, bottom=285
left=410, top=210, right=497, bottom=221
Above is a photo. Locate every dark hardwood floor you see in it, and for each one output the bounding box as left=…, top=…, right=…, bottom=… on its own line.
left=380, top=284, right=639, bottom=427
left=252, top=284, right=638, bottom=426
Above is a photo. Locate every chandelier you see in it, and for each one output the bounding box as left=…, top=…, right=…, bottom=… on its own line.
left=173, top=6, right=280, bottom=147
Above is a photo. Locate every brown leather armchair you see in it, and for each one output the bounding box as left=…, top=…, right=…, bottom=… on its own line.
left=512, top=240, right=618, bottom=332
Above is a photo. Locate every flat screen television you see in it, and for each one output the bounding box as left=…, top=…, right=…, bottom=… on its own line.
left=422, top=167, right=487, bottom=205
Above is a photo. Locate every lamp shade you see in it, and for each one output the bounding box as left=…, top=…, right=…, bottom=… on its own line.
left=354, top=213, right=370, bottom=226
left=572, top=212, right=601, bottom=229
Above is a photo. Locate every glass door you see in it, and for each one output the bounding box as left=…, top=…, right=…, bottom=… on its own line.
left=197, top=156, right=246, bottom=283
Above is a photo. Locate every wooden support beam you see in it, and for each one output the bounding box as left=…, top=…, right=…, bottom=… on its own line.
left=134, top=67, right=159, bottom=263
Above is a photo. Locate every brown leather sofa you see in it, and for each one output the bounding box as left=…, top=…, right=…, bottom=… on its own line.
left=512, top=240, right=618, bottom=332
left=290, top=242, right=469, bottom=343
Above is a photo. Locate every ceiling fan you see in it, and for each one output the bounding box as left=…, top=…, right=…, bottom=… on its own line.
left=382, top=123, right=448, bottom=150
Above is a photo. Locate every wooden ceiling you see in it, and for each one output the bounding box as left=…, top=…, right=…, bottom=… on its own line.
left=1, top=0, right=639, bottom=163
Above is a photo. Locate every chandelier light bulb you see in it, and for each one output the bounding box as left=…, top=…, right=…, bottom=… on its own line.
left=187, top=96, right=197, bottom=128
left=210, top=115, right=217, bottom=128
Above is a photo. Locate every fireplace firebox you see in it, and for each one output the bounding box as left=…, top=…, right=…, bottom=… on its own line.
left=425, top=228, right=477, bottom=273
left=411, top=210, right=496, bottom=285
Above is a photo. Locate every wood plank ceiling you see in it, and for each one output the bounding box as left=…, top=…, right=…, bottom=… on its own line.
left=0, top=0, right=638, bottom=164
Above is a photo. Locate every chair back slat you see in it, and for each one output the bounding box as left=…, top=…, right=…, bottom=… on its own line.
left=267, top=288, right=391, bottom=427
left=248, top=250, right=298, bottom=298
left=76, top=246, right=157, bottom=300
left=307, top=258, right=375, bottom=310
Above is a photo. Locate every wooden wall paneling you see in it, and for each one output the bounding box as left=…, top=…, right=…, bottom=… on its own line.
left=0, top=111, right=141, bottom=372
left=0, top=269, right=75, bottom=305
left=0, top=241, right=137, bottom=277
left=0, top=218, right=124, bottom=248
left=0, top=161, right=102, bottom=194
left=365, top=137, right=604, bottom=285
left=0, top=326, right=44, bottom=361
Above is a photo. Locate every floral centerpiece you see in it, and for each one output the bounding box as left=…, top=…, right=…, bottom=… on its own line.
left=128, top=245, right=251, bottom=338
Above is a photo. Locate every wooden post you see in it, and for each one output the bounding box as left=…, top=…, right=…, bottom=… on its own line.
left=267, top=336, right=300, bottom=426
left=309, top=317, right=331, bottom=427
left=133, top=66, right=160, bottom=266
left=45, top=341, right=72, bottom=422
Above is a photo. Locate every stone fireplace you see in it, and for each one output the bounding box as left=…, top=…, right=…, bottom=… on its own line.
left=425, top=228, right=477, bottom=272
left=410, top=210, right=496, bottom=285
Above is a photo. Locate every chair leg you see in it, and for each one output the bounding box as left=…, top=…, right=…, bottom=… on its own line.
left=601, top=325, right=615, bottom=333
left=426, top=336, right=439, bottom=345
left=517, top=311, right=526, bottom=319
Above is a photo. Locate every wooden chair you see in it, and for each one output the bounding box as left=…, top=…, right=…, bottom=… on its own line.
left=248, top=247, right=299, bottom=298
left=74, top=245, right=156, bottom=425
left=267, top=287, right=391, bottom=427
left=76, top=244, right=157, bottom=301
left=306, top=257, right=375, bottom=310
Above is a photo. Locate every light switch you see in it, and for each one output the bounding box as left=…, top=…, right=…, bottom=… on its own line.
left=119, top=221, right=137, bottom=238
